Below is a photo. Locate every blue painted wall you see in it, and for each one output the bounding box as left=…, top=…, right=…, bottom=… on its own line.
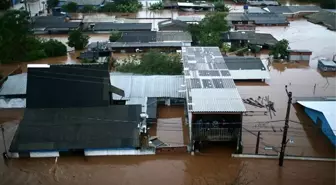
left=304, top=107, right=336, bottom=146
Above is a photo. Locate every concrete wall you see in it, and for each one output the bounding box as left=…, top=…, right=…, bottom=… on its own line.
left=289, top=54, right=311, bottom=62
left=304, top=107, right=336, bottom=146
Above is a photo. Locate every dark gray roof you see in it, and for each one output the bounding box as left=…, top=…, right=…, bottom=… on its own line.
left=222, top=31, right=278, bottom=46
left=306, top=10, right=336, bottom=30
left=224, top=56, right=266, bottom=70
left=247, top=13, right=288, bottom=25
left=264, top=6, right=293, bottom=14
left=0, top=73, right=27, bottom=96
left=227, top=13, right=288, bottom=25
left=118, top=31, right=157, bottom=42
left=66, top=0, right=105, bottom=5
left=32, top=16, right=81, bottom=30
left=78, top=51, right=99, bottom=60
left=26, top=63, right=113, bottom=109
left=9, top=105, right=142, bottom=152
left=93, top=23, right=152, bottom=31
left=158, top=20, right=188, bottom=31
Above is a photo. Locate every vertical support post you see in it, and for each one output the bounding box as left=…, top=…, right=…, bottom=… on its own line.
left=279, top=85, right=292, bottom=167
left=255, top=131, right=260, bottom=154
left=1, top=125, right=7, bottom=154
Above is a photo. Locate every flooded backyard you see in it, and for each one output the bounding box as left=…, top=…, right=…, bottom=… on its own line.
left=1, top=5, right=336, bottom=185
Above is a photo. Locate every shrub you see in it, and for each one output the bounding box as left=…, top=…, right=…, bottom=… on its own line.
left=25, top=50, right=47, bottom=61
left=43, top=39, right=67, bottom=57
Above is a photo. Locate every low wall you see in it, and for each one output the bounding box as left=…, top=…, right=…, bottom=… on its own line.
left=156, top=146, right=188, bottom=154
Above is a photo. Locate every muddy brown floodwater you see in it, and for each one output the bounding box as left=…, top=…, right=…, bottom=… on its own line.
left=1, top=7, right=336, bottom=185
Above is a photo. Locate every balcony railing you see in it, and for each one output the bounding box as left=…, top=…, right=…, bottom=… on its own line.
left=192, top=127, right=240, bottom=141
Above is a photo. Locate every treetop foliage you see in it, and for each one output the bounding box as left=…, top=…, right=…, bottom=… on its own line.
left=116, top=51, right=183, bottom=75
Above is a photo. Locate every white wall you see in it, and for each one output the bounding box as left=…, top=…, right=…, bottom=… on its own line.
left=30, top=151, right=60, bottom=158
left=84, top=149, right=155, bottom=156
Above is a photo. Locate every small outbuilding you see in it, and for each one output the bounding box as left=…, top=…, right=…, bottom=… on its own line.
left=318, top=59, right=336, bottom=72
left=288, top=49, right=312, bottom=62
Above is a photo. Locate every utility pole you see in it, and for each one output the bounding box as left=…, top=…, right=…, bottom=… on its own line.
left=255, top=131, right=260, bottom=154
left=24, top=0, right=28, bottom=11
left=1, top=125, right=7, bottom=154
left=279, top=85, right=292, bottom=167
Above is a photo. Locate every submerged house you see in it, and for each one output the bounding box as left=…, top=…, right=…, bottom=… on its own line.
left=222, top=31, right=278, bottom=49
left=158, top=20, right=189, bottom=31
left=58, top=0, right=106, bottom=9
left=8, top=63, right=153, bottom=158
left=288, top=49, right=312, bottom=62
left=296, top=98, right=336, bottom=147
left=305, top=10, right=336, bottom=31
left=226, top=12, right=289, bottom=27
left=177, top=2, right=214, bottom=11
left=263, top=5, right=321, bottom=18
left=31, top=16, right=81, bottom=34
left=89, top=23, right=152, bottom=32
left=224, top=56, right=270, bottom=81
left=318, top=59, right=336, bottom=72
left=181, top=47, right=246, bottom=151
left=87, top=31, right=192, bottom=53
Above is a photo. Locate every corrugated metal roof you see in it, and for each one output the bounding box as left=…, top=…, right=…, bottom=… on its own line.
left=93, top=23, right=152, bottom=31
left=0, top=73, right=27, bottom=96
left=189, top=89, right=246, bottom=112
left=229, top=70, right=270, bottom=80
left=67, top=0, right=104, bottom=5
left=182, top=47, right=246, bottom=112
left=0, top=98, right=26, bottom=108
left=319, top=60, right=336, bottom=66
left=297, top=101, right=336, bottom=136
left=156, top=31, right=192, bottom=42
left=107, top=42, right=188, bottom=48
left=176, top=16, right=204, bottom=22
left=110, top=73, right=185, bottom=99
left=288, top=49, right=312, bottom=53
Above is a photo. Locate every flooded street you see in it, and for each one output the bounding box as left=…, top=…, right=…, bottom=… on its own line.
left=1, top=5, right=336, bottom=185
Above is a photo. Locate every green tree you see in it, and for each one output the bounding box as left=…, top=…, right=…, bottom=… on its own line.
left=82, top=58, right=97, bottom=63
left=67, top=30, right=90, bottom=50
left=47, top=0, right=59, bottom=10
left=214, top=1, right=230, bottom=12
left=269, top=39, right=289, bottom=59
left=109, top=31, right=122, bottom=42
left=99, top=0, right=142, bottom=13
left=149, top=2, right=164, bottom=10
left=0, top=10, right=31, bottom=63
left=62, top=2, right=78, bottom=12
left=221, top=43, right=230, bottom=55
left=116, top=51, right=182, bottom=75
left=81, top=5, right=96, bottom=13
left=0, top=0, right=10, bottom=10
left=188, top=12, right=229, bottom=47
left=43, top=39, right=67, bottom=57
left=320, top=0, right=335, bottom=9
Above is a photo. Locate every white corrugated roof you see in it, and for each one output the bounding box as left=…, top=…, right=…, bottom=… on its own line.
left=189, top=89, right=246, bottom=112
left=229, top=70, right=270, bottom=80
left=110, top=73, right=185, bottom=99
left=0, top=98, right=26, bottom=108
left=297, top=101, right=336, bottom=136
left=0, top=73, right=27, bottom=96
